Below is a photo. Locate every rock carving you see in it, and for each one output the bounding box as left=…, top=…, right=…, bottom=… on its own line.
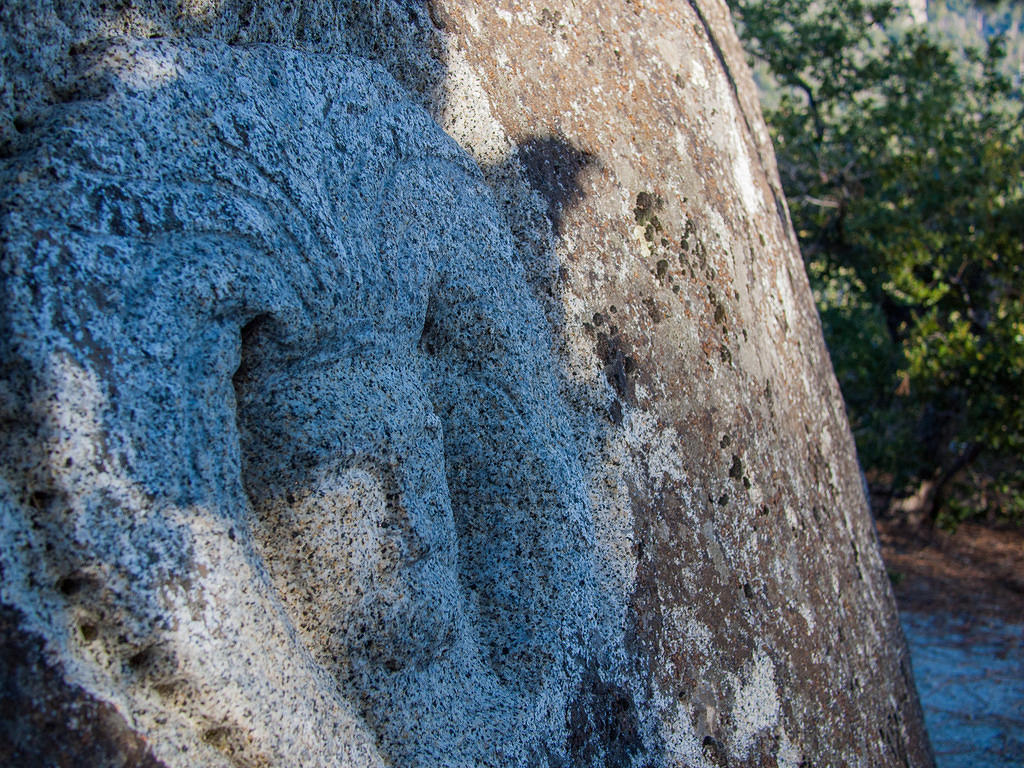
left=1, top=39, right=594, bottom=767
left=0, top=2, right=935, bottom=766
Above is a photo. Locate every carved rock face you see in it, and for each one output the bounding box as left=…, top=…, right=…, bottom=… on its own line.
left=1, top=2, right=932, bottom=768
left=1, top=39, right=595, bottom=766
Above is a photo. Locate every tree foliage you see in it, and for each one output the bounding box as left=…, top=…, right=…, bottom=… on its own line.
left=730, top=0, right=1024, bottom=526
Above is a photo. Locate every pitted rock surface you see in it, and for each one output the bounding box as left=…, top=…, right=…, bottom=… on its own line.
left=1, top=2, right=932, bottom=767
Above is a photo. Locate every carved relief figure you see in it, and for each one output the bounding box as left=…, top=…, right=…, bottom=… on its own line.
left=1, top=39, right=594, bottom=767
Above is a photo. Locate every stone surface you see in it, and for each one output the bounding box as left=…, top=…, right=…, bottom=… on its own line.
left=0, top=2, right=932, bottom=767
left=0, top=602, right=167, bottom=768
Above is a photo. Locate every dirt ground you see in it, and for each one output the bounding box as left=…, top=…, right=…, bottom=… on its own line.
left=876, top=518, right=1024, bottom=768
left=877, top=518, right=1024, bottom=618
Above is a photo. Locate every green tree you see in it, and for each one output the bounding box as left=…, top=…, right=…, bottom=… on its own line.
left=729, top=0, right=1024, bottom=526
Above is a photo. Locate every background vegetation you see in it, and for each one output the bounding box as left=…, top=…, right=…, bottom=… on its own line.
left=728, top=0, right=1024, bottom=527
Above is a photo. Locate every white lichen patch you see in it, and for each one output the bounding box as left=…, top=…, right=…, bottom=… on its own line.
left=663, top=607, right=713, bottom=660
left=686, top=617, right=714, bottom=656
left=673, top=127, right=689, bottom=161
left=439, top=47, right=512, bottom=166
left=655, top=685, right=714, bottom=768
left=688, top=55, right=710, bottom=91
left=798, top=604, right=817, bottom=633
left=621, top=409, right=687, bottom=489
left=727, top=113, right=763, bottom=218
left=778, top=728, right=804, bottom=768
left=729, top=650, right=782, bottom=759
left=655, top=28, right=688, bottom=74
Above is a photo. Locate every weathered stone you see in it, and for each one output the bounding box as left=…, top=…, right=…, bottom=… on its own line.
left=1, top=602, right=167, bottom=767
left=1, top=2, right=931, bottom=767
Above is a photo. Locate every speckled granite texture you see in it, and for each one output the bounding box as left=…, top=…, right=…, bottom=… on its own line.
left=1, top=2, right=932, bottom=767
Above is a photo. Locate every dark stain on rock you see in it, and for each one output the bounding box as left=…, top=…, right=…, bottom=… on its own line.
left=634, top=191, right=664, bottom=243
left=56, top=571, right=96, bottom=597
left=728, top=454, right=743, bottom=481
left=566, top=670, right=645, bottom=767
left=655, top=258, right=669, bottom=284
left=679, top=218, right=708, bottom=269
left=0, top=602, right=167, bottom=767
left=78, top=622, right=98, bottom=643
left=701, top=735, right=728, bottom=767
left=851, top=538, right=864, bottom=581
left=609, top=399, right=624, bottom=425
left=201, top=723, right=272, bottom=768
left=680, top=218, right=695, bottom=253
left=538, top=7, right=561, bottom=33
left=707, top=286, right=727, bottom=326
left=596, top=327, right=638, bottom=406
left=643, top=296, right=663, bottom=324
left=425, top=1, right=450, bottom=31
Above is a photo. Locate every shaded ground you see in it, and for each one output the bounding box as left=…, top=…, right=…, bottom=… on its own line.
left=879, top=521, right=1024, bottom=618
left=878, top=520, right=1024, bottom=767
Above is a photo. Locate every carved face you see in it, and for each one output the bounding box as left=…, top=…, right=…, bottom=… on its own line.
left=229, top=156, right=503, bottom=681
left=234, top=343, right=463, bottom=675
left=2, top=37, right=593, bottom=766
